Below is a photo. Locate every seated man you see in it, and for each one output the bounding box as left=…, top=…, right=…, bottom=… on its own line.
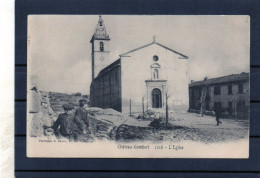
left=52, top=104, right=81, bottom=142
left=74, top=99, right=90, bottom=135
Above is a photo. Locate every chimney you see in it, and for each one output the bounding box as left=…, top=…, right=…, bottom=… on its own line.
left=191, top=80, right=194, bottom=83
left=204, top=77, right=208, bottom=81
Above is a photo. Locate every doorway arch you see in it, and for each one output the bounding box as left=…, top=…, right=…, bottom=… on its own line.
left=152, top=88, right=162, bottom=108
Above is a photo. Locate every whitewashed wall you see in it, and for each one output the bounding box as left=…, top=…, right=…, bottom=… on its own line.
left=120, top=43, right=189, bottom=114
left=92, top=39, right=110, bottom=78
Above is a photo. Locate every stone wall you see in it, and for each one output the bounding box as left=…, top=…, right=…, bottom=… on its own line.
left=209, top=81, right=250, bottom=110
left=28, top=90, right=55, bottom=137
left=90, top=65, right=121, bottom=112
left=189, top=80, right=249, bottom=119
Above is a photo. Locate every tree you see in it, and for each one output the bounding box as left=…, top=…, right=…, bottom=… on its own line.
left=164, top=85, right=176, bottom=128
left=142, top=96, right=145, bottom=118
left=129, top=99, right=132, bottom=116
left=165, top=92, right=170, bottom=128
left=200, top=86, right=207, bottom=117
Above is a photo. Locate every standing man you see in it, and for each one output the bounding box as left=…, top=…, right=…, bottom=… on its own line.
left=74, top=99, right=90, bottom=135
left=214, top=106, right=222, bottom=126
left=52, top=104, right=81, bottom=142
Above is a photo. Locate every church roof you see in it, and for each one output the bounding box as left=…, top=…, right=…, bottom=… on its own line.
left=120, top=41, right=188, bottom=59
left=97, top=59, right=121, bottom=77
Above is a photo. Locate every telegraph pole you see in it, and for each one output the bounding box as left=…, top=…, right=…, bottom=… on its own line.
left=142, top=97, right=145, bottom=118
left=166, top=93, right=169, bottom=128
left=129, top=99, right=132, bottom=117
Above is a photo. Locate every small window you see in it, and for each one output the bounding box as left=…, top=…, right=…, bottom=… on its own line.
left=100, top=41, right=104, bottom=51
left=228, top=85, right=232, bottom=95
left=238, top=83, right=243, bottom=94
left=153, top=55, right=159, bottom=61
left=228, top=101, right=232, bottom=114
left=214, top=86, right=221, bottom=95
left=237, top=101, right=246, bottom=110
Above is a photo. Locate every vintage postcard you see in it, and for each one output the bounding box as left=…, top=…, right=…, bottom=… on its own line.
left=27, top=15, right=250, bottom=158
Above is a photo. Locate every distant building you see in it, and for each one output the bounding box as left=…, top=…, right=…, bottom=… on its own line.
left=89, top=16, right=190, bottom=113
left=189, top=72, right=249, bottom=119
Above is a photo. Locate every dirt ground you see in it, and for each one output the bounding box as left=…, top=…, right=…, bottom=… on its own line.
left=38, top=92, right=249, bottom=144
left=115, top=118, right=249, bottom=144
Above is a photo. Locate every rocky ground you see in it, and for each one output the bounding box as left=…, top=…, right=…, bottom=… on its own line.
left=28, top=89, right=55, bottom=137
left=28, top=91, right=249, bottom=144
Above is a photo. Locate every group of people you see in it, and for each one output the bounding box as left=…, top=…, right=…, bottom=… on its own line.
left=51, top=99, right=91, bottom=142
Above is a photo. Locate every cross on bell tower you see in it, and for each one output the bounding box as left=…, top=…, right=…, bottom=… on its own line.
left=99, top=15, right=103, bottom=26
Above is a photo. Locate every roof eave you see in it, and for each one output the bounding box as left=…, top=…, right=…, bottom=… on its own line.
left=120, top=42, right=154, bottom=56
left=120, top=41, right=189, bottom=59
left=155, top=42, right=189, bottom=59
left=189, top=74, right=249, bottom=87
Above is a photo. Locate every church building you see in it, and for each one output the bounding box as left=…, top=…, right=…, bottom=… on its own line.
left=90, top=16, right=190, bottom=114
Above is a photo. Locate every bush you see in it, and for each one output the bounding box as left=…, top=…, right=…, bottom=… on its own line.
left=136, top=110, right=157, bottom=121
left=149, top=119, right=162, bottom=129
left=75, top=92, right=81, bottom=96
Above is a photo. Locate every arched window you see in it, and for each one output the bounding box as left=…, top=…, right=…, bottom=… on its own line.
left=100, top=41, right=104, bottom=51
left=152, top=88, right=162, bottom=108
left=154, top=68, right=159, bottom=79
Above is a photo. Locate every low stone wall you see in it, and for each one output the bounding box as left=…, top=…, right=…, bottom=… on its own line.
left=28, top=90, right=55, bottom=137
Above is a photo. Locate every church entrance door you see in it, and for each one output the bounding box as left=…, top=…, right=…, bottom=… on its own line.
left=152, top=88, right=162, bottom=108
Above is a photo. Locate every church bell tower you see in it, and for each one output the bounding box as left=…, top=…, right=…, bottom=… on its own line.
left=90, top=15, right=110, bottom=80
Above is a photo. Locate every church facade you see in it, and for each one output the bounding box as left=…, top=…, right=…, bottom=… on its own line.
left=90, top=16, right=190, bottom=114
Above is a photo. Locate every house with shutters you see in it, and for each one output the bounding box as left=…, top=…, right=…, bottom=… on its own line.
left=189, top=72, right=249, bottom=119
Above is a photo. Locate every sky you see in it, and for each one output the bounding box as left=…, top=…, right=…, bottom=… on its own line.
left=28, top=15, right=250, bottom=94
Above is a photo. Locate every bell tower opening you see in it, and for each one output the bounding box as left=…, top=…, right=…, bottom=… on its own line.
left=100, top=41, right=104, bottom=51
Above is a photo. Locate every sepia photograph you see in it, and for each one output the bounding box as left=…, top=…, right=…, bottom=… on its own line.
left=27, top=15, right=250, bottom=158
